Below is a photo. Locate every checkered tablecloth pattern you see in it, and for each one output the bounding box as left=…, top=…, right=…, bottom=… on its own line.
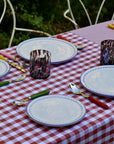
left=0, top=32, right=114, bottom=144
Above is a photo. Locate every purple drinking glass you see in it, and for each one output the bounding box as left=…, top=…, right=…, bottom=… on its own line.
left=100, top=40, right=114, bottom=65
left=30, top=49, right=51, bottom=79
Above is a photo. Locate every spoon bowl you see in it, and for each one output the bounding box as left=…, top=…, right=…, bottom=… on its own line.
left=69, top=83, right=88, bottom=97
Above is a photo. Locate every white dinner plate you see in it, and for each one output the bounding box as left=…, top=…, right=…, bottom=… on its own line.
left=16, top=37, right=77, bottom=64
left=81, top=66, right=114, bottom=97
left=0, top=59, right=10, bottom=78
left=26, top=95, right=86, bottom=127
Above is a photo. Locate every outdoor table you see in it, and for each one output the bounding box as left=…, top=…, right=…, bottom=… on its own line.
left=0, top=20, right=114, bottom=144
left=72, top=20, right=114, bottom=44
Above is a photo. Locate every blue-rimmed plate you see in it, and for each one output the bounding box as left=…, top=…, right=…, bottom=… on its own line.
left=81, top=66, right=114, bottom=98
left=16, top=37, right=77, bottom=64
left=26, top=95, right=86, bottom=127
left=0, top=59, right=10, bottom=78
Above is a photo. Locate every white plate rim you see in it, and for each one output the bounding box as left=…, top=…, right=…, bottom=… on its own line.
left=16, top=37, right=77, bottom=64
left=0, top=59, right=10, bottom=78
left=80, top=65, right=114, bottom=97
left=26, top=95, right=86, bottom=127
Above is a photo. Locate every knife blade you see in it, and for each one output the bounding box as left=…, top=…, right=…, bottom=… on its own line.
left=0, top=54, right=27, bottom=73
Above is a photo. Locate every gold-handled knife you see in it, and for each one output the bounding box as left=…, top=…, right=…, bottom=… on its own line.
left=0, top=54, right=27, bottom=73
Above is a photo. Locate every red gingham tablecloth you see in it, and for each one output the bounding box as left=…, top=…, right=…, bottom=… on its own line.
left=0, top=31, right=114, bottom=144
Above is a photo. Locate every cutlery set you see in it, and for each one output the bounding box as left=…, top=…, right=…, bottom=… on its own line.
left=12, top=82, right=109, bottom=109
left=0, top=54, right=27, bottom=73
left=0, top=51, right=29, bottom=68
left=0, top=39, right=109, bottom=110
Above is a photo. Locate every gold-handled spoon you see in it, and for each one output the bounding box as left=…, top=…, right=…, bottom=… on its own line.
left=13, top=89, right=50, bottom=106
left=69, top=83, right=109, bottom=109
left=0, top=74, right=26, bottom=87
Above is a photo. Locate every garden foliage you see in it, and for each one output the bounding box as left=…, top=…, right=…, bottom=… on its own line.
left=0, top=0, right=113, bottom=49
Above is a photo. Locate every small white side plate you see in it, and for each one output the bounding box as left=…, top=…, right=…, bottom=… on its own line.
left=26, top=95, right=86, bottom=127
left=0, top=59, right=10, bottom=78
left=81, top=65, right=114, bottom=97
left=16, top=37, right=77, bottom=64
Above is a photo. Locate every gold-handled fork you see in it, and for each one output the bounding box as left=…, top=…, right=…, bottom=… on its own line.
left=0, top=54, right=27, bottom=73
left=0, top=51, right=29, bottom=68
